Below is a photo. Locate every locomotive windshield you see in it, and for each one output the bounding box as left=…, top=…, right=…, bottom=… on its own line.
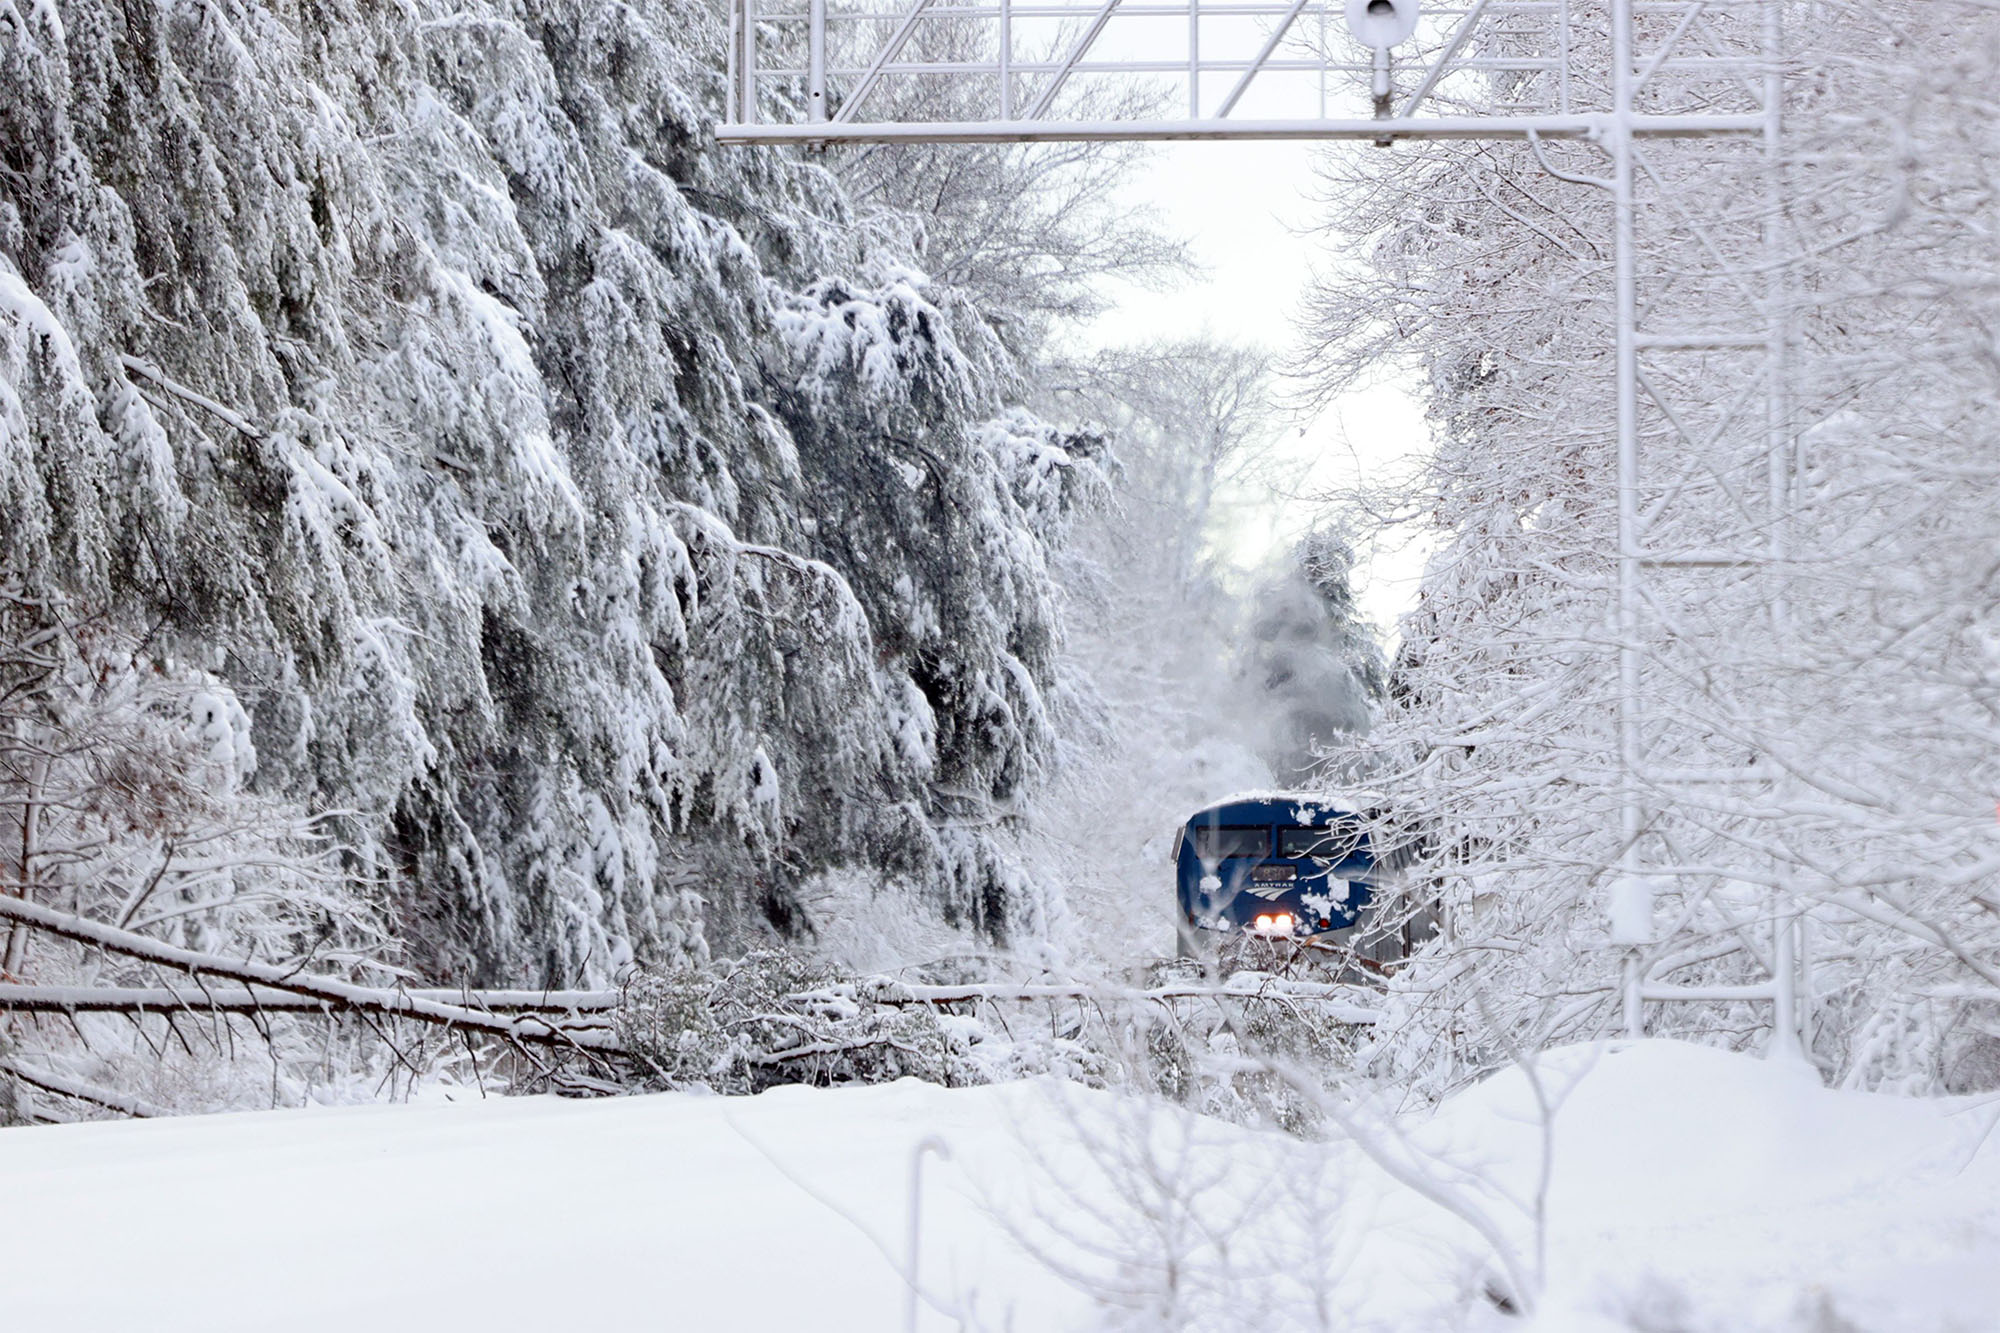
left=1277, top=825, right=1363, bottom=861
left=1193, top=825, right=1270, bottom=860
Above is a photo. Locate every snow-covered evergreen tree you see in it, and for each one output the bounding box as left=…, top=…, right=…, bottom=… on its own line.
left=0, top=0, right=1108, bottom=1013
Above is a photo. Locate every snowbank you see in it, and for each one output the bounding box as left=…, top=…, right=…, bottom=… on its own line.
left=0, top=1042, right=1994, bottom=1331
left=0, top=1079, right=1089, bottom=1332
left=1433, top=1041, right=2000, bottom=1332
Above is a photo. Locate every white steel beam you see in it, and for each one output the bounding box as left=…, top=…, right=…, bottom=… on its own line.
left=737, top=0, right=757, bottom=122
left=1188, top=0, right=1200, bottom=116
left=716, top=112, right=1763, bottom=143
left=1759, top=0, right=1802, bottom=1064
left=1000, top=0, right=1013, bottom=115
left=1635, top=333, right=1765, bottom=349
left=757, top=57, right=1557, bottom=76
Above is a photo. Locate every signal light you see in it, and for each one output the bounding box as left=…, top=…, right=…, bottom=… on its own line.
left=1346, top=0, right=1419, bottom=49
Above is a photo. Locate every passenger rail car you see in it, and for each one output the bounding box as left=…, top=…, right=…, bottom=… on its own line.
left=1173, top=794, right=1391, bottom=955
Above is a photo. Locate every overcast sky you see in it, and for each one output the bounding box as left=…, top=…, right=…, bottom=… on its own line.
left=1080, top=139, right=1433, bottom=639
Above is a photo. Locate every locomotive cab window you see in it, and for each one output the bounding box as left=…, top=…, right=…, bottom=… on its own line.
left=1194, top=825, right=1271, bottom=860
left=1278, top=826, right=1363, bottom=861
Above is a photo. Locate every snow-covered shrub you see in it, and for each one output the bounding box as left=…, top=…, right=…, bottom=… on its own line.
left=616, top=950, right=963, bottom=1093
left=0, top=588, right=405, bottom=1117
left=0, top=591, right=386, bottom=976
left=610, top=948, right=1371, bottom=1130
left=1107, top=963, right=1372, bottom=1136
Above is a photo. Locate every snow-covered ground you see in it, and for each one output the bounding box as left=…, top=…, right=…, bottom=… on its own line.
left=2, top=1042, right=1995, bottom=1332
left=1450, top=1043, right=2000, bottom=1332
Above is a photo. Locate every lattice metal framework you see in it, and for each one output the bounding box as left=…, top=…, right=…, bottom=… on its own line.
left=718, top=0, right=1800, bottom=1046
left=718, top=0, right=1769, bottom=143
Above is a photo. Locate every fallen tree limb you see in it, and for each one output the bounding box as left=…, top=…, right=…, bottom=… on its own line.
left=401, top=987, right=620, bottom=1011
left=0, top=897, right=621, bottom=1051
left=0, top=984, right=619, bottom=1020
left=0, top=1056, right=168, bottom=1118
left=852, top=977, right=1382, bottom=1024
left=744, top=1035, right=920, bottom=1066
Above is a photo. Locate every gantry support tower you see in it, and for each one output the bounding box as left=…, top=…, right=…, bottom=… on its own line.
left=719, top=0, right=1799, bottom=1046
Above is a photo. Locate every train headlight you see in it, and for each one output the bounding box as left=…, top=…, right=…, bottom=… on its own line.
left=1253, top=912, right=1295, bottom=935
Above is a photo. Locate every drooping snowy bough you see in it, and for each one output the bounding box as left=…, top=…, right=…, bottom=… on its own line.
left=0, top=0, right=1113, bottom=1114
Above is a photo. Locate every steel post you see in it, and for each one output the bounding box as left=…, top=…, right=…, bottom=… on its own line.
left=1760, top=0, right=1803, bottom=1065
left=809, top=0, right=828, bottom=121
left=1610, top=0, right=1648, bottom=1039
left=1001, top=0, right=1013, bottom=116
left=1188, top=0, right=1199, bottom=116
left=740, top=0, right=758, bottom=123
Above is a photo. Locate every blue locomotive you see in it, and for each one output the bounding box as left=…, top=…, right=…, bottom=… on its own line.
left=1173, top=793, right=1389, bottom=952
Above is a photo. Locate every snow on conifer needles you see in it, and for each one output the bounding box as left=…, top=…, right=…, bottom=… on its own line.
left=0, top=0, right=1152, bottom=1114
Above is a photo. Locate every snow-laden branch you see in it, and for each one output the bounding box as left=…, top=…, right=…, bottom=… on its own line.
left=0, top=984, right=619, bottom=1015
left=857, top=976, right=1382, bottom=1024
left=117, top=355, right=265, bottom=440
left=0, top=1056, right=168, bottom=1118
left=0, top=897, right=621, bottom=1051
